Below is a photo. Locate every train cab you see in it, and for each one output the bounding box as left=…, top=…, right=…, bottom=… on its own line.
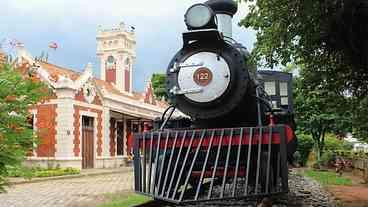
left=258, top=70, right=293, bottom=113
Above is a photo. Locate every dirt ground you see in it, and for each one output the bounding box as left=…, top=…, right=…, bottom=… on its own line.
left=327, top=171, right=368, bottom=207
left=328, top=185, right=368, bottom=207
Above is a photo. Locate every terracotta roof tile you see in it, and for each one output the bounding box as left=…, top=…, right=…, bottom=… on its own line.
left=38, top=61, right=82, bottom=81
left=39, top=61, right=161, bottom=104
left=94, top=79, right=141, bottom=100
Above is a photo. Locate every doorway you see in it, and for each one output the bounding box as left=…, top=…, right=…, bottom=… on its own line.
left=82, top=116, right=94, bottom=169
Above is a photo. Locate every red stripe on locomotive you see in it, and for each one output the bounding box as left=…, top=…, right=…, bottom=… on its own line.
left=139, top=125, right=294, bottom=149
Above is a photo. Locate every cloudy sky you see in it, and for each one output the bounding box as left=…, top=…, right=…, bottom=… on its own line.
left=0, top=0, right=256, bottom=91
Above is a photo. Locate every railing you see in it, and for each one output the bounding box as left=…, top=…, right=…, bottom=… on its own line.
left=133, top=125, right=291, bottom=204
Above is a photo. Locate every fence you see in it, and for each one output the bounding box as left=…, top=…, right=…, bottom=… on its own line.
left=351, top=158, right=368, bottom=182
left=335, top=151, right=368, bottom=182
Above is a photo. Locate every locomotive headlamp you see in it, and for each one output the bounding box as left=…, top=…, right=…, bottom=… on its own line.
left=185, top=4, right=216, bottom=30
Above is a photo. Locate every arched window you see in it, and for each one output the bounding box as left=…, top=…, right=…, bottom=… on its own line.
left=106, top=55, right=116, bottom=70
left=125, top=58, right=130, bottom=66
left=107, top=55, right=115, bottom=63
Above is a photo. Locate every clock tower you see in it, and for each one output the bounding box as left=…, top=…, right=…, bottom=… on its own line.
left=96, top=22, right=136, bottom=93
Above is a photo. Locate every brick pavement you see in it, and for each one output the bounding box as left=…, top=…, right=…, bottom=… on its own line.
left=0, top=168, right=133, bottom=207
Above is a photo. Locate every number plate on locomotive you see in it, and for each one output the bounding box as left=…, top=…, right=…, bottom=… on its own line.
left=193, top=67, right=213, bottom=86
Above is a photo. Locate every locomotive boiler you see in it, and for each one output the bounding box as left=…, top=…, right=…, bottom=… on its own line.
left=133, top=0, right=297, bottom=205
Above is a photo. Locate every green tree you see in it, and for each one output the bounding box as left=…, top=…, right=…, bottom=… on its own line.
left=353, top=97, right=368, bottom=142
left=0, top=64, right=47, bottom=192
left=151, top=73, right=167, bottom=100
left=239, top=0, right=367, bottom=142
left=294, top=68, right=351, bottom=161
left=295, top=132, right=314, bottom=166
left=239, top=0, right=368, bottom=98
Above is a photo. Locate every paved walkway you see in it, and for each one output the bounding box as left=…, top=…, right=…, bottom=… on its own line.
left=0, top=168, right=134, bottom=207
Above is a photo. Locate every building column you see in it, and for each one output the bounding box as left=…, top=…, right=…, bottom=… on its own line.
left=55, top=98, right=75, bottom=158
left=102, top=107, right=111, bottom=157
left=129, top=63, right=133, bottom=93
left=109, top=118, right=117, bottom=157
left=99, top=54, right=106, bottom=81
left=123, top=117, right=128, bottom=156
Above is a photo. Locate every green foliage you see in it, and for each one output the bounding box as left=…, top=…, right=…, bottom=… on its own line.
left=0, top=64, right=47, bottom=192
left=99, top=193, right=151, bottom=207
left=299, top=133, right=353, bottom=167
left=6, top=166, right=80, bottom=178
left=324, top=134, right=353, bottom=151
left=151, top=73, right=167, bottom=100
left=302, top=169, right=352, bottom=186
left=293, top=69, right=352, bottom=161
left=33, top=167, right=80, bottom=177
left=320, top=151, right=336, bottom=167
left=239, top=0, right=368, bottom=98
left=353, top=97, right=368, bottom=142
left=5, top=165, right=34, bottom=178
left=239, top=0, right=368, bottom=143
left=296, top=132, right=314, bottom=166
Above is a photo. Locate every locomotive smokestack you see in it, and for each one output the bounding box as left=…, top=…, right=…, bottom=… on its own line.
left=205, top=0, right=238, bottom=38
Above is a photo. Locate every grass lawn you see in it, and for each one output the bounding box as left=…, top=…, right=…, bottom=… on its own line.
left=302, top=169, right=352, bottom=186
left=98, top=192, right=152, bottom=207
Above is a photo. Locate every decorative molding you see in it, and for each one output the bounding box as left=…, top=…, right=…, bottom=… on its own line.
left=83, top=81, right=97, bottom=104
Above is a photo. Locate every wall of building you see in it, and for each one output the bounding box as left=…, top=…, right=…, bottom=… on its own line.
left=35, top=104, right=57, bottom=157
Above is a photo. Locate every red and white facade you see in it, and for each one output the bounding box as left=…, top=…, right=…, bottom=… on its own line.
left=16, top=22, right=167, bottom=169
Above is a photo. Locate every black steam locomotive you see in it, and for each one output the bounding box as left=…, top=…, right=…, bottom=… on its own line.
left=134, top=0, right=297, bottom=204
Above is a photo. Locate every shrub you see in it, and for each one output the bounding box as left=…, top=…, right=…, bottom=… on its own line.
left=6, top=166, right=80, bottom=178
left=320, top=151, right=336, bottom=167
left=5, top=165, right=33, bottom=178
left=296, top=132, right=314, bottom=166
left=33, top=168, right=80, bottom=177
left=296, top=132, right=354, bottom=167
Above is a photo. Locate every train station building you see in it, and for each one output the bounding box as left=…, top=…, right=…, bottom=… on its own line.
left=13, top=22, right=167, bottom=169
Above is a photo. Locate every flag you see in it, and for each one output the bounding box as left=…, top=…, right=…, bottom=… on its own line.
left=48, top=42, right=58, bottom=50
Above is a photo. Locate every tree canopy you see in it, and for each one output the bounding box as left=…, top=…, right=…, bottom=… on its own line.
left=0, top=64, right=47, bottom=192
left=240, top=0, right=368, bottom=142
left=293, top=66, right=352, bottom=160
left=151, top=73, right=167, bottom=100
left=239, top=0, right=368, bottom=98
